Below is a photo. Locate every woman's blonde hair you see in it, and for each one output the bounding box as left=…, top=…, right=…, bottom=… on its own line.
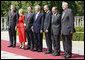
left=19, top=8, right=24, bottom=16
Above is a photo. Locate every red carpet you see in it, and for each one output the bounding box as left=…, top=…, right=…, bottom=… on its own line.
left=1, top=40, right=84, bottom=59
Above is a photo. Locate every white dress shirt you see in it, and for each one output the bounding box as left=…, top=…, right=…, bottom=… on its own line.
left=35, top=11, right=40, bottom=20
left=46, top=10, right=50, bottom=13
left=53, top=12, right=57, bottom=16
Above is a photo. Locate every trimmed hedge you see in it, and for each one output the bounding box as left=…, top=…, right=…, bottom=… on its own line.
left=43, top=32, right=84, bottom=41
left=17, top=26, right=84, bottom=41
left=72, top=32, right=84, bottom=41
left=75, top=26, right=84, bottom=32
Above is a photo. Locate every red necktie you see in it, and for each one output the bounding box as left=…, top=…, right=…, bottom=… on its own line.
left=11, top=11, right=13, bottom=16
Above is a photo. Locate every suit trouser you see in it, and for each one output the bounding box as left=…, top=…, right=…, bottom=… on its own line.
left=51, top=34, right=60, bottom=53
left=45, top=32, right=52, bottom=51
left=25, top=29, right=34, bottom=49
left=62, top=35, right=72, bottom=55
left=33, top=32, right=43, bottom=50
left=8, top=27, right=16, bottom=46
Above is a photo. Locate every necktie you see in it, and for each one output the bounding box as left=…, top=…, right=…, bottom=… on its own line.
left=62, top=11, right=65, bottom=19
left=27, top=13, right=29, bottom=18
left=11, top=11, right=13, bottom=16
left=52, top=15, right=55, bottom=23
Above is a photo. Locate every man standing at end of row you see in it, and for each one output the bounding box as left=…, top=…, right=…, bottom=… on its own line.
left=7, top=5, right=19, bottom=48
left=61, top=2, right=75, bottom=58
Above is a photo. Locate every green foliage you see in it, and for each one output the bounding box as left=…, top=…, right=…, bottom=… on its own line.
left=1, top=1, right=84, bottom=17
left=73, top=26, right=84, bottom=41
left=75, top=26, right=84, bottom=32
left=72, top=32, right=84, bottom=41
left=43, top=26, right=84, bottom=41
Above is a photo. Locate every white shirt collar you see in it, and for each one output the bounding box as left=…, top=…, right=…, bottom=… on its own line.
left=53, top=12, right=57, bottom=16
left=36, top=11, right=40, bottom=14
left=46, top=10, right=50, bottom=13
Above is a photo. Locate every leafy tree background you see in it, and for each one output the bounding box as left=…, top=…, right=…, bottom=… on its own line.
left=1, top=1, right=84, bottom=17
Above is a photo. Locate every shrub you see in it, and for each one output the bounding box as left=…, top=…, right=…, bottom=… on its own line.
left=75, top=26, right=84, bottom=32
left=72, top=32, right=84, bottom=41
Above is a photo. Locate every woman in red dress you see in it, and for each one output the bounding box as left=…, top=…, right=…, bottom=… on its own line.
left=15, top=9, right=26, bottom=48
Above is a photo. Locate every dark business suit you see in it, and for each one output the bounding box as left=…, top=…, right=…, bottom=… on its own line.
left=7, top=11, right=19, bottom=46
left=25, top=12, right=34, bottom=49
left=33, top=11, right=44, bottom=51
left=44, top=10, right=52, bottom=51
left=51, top=13, right=61, bottom=54
left=61, top=8, right=75, bottom=56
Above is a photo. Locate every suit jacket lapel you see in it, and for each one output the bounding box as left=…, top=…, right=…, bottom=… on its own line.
left=36, top=12, right=41, bottom=20
left=27, top=13, right=30, bottom=19
left=62, top=9, right=68, bottom=20
left=10, top=11, right=15, bottom=17
left=53, top=13, right=58, bottom=21
left=34, top=13, right=36, bottom=22
left=35, top=12, right=41, bottom=22
left=55, top=13, right=58, bottom=19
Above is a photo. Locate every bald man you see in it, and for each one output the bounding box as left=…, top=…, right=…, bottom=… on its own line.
left=51, top=7, right=61, bottom=56
left=61, top=2, right=75, bottom=58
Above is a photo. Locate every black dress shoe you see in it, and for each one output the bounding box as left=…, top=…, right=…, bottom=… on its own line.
left=52, top=52, right=60, bottom=56
left=8, top=45, right=13, bottom=47
left=24, top=47, right=30, bottom=50
left=62, top=55, right=72, bottom=58
left=32, top=49, right=38, bottom=51
left=30, top=49, right=33, bottom=51
left=12, top=45, right=16, bottom=48
left=30, top=48, right=34, bottom=51
left=44, top=51, right=52, bottom=54
left=37, top=50, right=42, bottom=52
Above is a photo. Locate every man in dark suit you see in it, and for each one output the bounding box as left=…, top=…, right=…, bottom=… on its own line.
left=51, top=7, right=61, bottom=56
left=32, top=5, right=44, bottom=52
left=24, top=6, right=34, bottom=50
left=7, top=5, right=19, bottom=48
left=43, top=5, right=52, bottom=54
left=61, top=2, right=75, bottom=58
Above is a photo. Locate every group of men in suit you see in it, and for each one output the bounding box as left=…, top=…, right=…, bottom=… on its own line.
left=7, top=1, right=75, bottom=58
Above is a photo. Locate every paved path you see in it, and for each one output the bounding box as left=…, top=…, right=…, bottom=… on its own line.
left=1, top=31, right=84, bottom=59
left=1, top=51, right=31, bottom=59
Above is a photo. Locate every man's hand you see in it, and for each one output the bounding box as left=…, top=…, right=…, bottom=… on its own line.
left=15, top=26, right=17, bottom=31
left=70, top=32, right=73, bottom=35
left=40, top=30, right=43, bottom=33
left=24, top=24, right=26, bottom=26
left=45, top=29, right=48, bottom=33
left=31, top=26, right=33, bottom=32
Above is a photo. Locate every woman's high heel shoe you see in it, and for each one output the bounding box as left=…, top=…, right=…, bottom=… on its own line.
left=18, top=46, right=22, bottom=49
left=21, top=46, right=25, bottom=49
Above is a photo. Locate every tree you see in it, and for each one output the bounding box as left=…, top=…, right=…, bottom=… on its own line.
left=1, top=1, right=84, bottom=17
